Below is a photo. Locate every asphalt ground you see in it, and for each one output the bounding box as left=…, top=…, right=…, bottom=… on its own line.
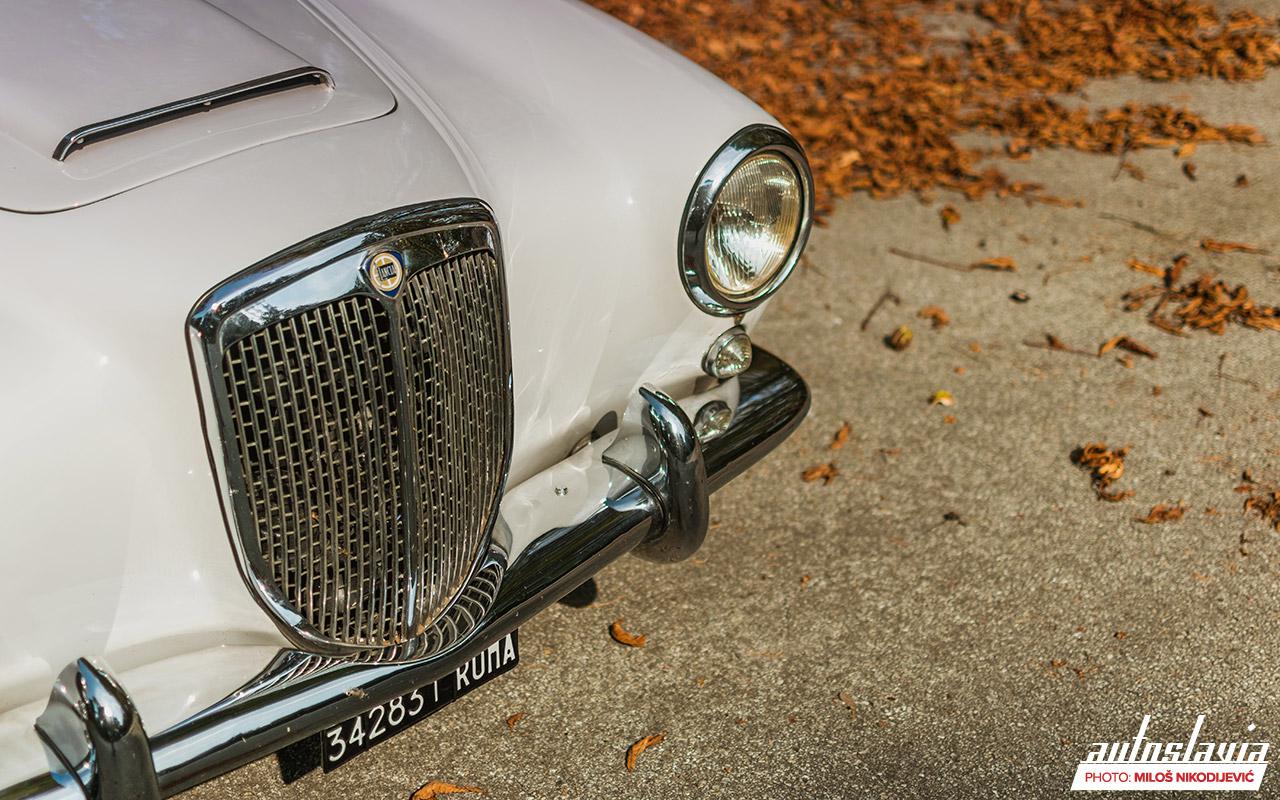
left=191, top=23, right=1280, bottom=800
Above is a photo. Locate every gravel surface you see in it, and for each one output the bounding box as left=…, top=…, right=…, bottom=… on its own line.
left=189, top=33, right=1280, bottom=800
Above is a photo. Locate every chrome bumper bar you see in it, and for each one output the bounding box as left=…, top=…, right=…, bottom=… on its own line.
left=13, top=347, right=808, bottom=800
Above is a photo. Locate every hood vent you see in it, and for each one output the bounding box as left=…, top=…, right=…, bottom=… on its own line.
left=0, top=0, right=395, bottom=214
left=54, top=67, right=332, bottom=162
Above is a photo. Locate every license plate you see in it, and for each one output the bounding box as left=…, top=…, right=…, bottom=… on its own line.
left=320, top=630, right=519, bottom=772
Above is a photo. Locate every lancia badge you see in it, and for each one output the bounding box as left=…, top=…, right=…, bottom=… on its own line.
left=367, top=251, right=405, bottom=295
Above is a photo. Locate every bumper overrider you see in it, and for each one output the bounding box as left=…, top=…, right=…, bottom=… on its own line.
left=10, top=348, right=808, bottom=800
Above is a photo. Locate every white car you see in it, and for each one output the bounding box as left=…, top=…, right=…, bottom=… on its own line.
left=0, top=1, right=812, bottom=797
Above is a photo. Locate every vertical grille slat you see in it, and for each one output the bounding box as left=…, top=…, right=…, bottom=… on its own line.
left=399, top=252, right=508, bottom=627
left=219, top=248, right=508, bottom=652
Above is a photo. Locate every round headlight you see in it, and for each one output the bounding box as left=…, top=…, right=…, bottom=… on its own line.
left=705, top=153, right=803, bottom=299
left=680, top=125, right=813, bottom=316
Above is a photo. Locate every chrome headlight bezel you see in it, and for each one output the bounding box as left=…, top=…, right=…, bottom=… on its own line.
left=679, top=124, right=814, bottom=316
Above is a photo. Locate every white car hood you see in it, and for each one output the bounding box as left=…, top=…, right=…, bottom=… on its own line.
left=0, top=0, right=394, bottom=213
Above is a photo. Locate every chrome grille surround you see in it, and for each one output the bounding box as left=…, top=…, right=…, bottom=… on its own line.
left=249, top=559, right=509, bottom=691
left=188, top=200, right=513, bottom=658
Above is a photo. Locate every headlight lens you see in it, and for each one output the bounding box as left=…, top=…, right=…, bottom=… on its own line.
left=704, top=153, right=803, bottom=299
left=679, top=125, right=813, bottom=316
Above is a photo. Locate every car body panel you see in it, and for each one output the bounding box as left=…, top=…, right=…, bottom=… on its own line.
left=0, top=0, right=782, bottom=789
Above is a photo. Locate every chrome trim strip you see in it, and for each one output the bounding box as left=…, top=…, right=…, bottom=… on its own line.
left=186, top=200, right=514, bottom=658
left=53, top=67, right=333, bottom=161
left=678, top=125, right=815, bottom=316
left=4, top=347, right=808, bottom=800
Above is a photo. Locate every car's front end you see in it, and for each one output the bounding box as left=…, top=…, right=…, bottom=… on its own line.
left=0, top=1, right=813, bottom=797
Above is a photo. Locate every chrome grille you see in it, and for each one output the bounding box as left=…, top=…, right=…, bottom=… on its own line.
left=211, top=234, right=510, bottom=653
left=400, top=253, right=509, bottom=624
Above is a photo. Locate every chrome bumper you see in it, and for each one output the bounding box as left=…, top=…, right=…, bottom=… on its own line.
left=11, top=347, right=808, bottom=800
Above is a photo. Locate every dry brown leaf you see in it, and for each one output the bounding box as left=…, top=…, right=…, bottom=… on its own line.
left=943, top=414, right=957, bottom=424
left=505, top=712, right=526, bottom=729
left=917, top=305, right=951, bottom=329
left=829, top=422, right=851, bottom=450
left=1073, top=443, right=1133, bottom=501
left=835, top=148, right=863, bottom=168
left=1182, top=161, right=1198, bottom=181
left=1099, top=488, right=1137, bottom=502
left=887, top=325, right=913, bottom=350
left=412, top=782, right=485, bottom=800
left=1200, top=239, right=1268, bottom=254
left=1242, top=482, right=1280, bottom=532
left=939, top=205, right=960, bottom=230
left=625, top=733, right=666, bottom=771
left=802, top=463, right=840, bottom=485
left=1117, top=337, right=1158, bottom=358
left=837, top=691, right=857, bottom=719
left=1126, top=258, right=1165, bottom=277
left=609, top=619, right=647, bottom=648
left=1235, top=174, right=1250, bottom=187
left=1101, top=335, right=1157, bottom=358
left=972, top=256, right=1017, bottom=272
left=1098, top=334, right=1124, bottom=356
left=1137, top=503, right=1187, bottom=524
left=1119, top=162, right=1146, bottom=180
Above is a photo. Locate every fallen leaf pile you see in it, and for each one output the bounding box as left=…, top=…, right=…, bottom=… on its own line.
left=610, top=619, right=648, bottom=647
left=1072, top=443, right=1134, bottom=501
left=1123, top=259, right=1280, bottom=334
left=625, top=733, right=666, bottom=771
left=1136, top=502, right=1187, bottom=524
left=586, top=0, right=1277, bottom=212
